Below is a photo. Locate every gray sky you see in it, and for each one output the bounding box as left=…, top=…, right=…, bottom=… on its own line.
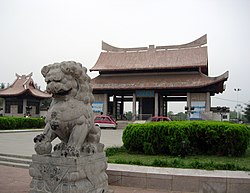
left=0, top=0, right=249, bottom=113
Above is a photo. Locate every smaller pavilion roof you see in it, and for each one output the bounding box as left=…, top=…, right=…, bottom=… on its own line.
left=0, top=73, right=51, bottom=99
left=91, top=35, right=208, bottom=74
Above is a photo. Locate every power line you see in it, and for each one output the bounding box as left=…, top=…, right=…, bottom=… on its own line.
left=213, top=97, right=247, bottom=104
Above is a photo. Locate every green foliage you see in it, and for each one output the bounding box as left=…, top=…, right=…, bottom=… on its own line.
left=106, top=146, right=250, bottom=171
left=152, top=158, right=184, bottom=168
left=230, top=111, right=237, bottom=120
left=0, top=98, right=3, bottom=107
left=0, top=83, right=4, bottom=89
left=0, top=117, right=45, bottom=130
left=105, top=146, right=126, bottom=156
left=172, top=112, right=187, bottom=121
left=244, top=103, right=250, bottom=122
left=125, top=111, right=133, bottom=121
left=122, top=121, right=250, bottom=157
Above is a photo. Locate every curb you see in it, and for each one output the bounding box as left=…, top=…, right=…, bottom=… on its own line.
left=0, top=129, right=43, bottom=133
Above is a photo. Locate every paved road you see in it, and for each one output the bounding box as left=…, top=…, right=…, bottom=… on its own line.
left=0, top=129, right=124, bottom=156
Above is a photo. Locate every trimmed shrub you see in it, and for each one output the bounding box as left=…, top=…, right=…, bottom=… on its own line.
left=122, top=121, right=250, bottom=157
left=0, top=117, right=45, bottom=130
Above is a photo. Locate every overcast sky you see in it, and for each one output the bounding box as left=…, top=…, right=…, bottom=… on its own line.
left=0, top=0, right=249, bottom=113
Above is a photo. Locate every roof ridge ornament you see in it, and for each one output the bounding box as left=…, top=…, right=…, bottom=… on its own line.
left=26, top=72, right=33, bottom=79
left=102, top=34, right=207, bottom=52
left=156, top=34, right=207, bottom=50
left=102, top=41, right=148, bottom=52
left=22, top=72, right=33, bottom=89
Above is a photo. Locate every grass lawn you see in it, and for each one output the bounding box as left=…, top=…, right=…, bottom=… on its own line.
left=106, top=146, right=250, bottom=171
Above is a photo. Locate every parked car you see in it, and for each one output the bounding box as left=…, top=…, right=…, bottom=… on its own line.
left=149, top=116, right=171, bottom=122
left=94, top=115, right=117, bottom=129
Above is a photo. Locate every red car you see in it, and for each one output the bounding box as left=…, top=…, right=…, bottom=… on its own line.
left=94, top=115, right=117, bottom=129
left=149, top=116, right=171, bottom=122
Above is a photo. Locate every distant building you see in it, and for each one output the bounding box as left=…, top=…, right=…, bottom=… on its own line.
left=91, top=35, right=229, bottom=120
left=0, top=73, right=51, bottom=117
left=210, top=106, right=230, bottom=121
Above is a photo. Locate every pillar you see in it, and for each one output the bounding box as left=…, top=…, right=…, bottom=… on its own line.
left=154, top=92, right=159, bottom=116
left=120, top=96, right=124, bottom=118
left=187, top=92, right=191, bottom=120
left=206, top=92, right=211, bottom=112
left=139, top=98, right=142, bottom=119
left=164, top=98, right=168, bottom=116
left=187, top=92, right=191, bottom=108
left=159, top=94, right=163, bottom=116
left=103, top=94, right=108, bottom=115
left=132, top=93, right=136, bottom=120
left=113, top=95, right=116, bottom=118
left=23, top=99, right=27, bottom=116
left=2, top=99, right=5, bottom=116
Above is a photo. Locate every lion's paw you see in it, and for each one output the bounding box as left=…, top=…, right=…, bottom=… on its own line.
left=34, top=141, right=52, bottom=155
left=34, top=134, right=46, bottom=143
left=82, top=144, right=97, bottom=155
left=53, top=142, right=66, bottom=151
left=61, top=146, right=80, bottom=157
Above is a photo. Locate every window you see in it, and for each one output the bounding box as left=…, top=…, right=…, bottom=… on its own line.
left=222, top=115, right=228, bottom=119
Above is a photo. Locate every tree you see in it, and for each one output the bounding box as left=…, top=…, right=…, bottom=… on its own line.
left=167, top=111, right=174, bottom=116
left=0, top=98, right=3, bottom=107
left=0, top=83, right=4, bottom=89
left=0, top=83, right=5, bottom=108
left=176, top=112, right=187, bottom=120
left=125, top=111, right=132, bottom=120
left=244, top=102, right=250, bottom=122
left=230, top=110, right=237, bottom=120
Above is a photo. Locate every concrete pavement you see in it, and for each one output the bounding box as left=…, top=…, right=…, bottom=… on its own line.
left=0, top=165, right=188, bottom=193
left=0, top=129, right=124, bottom=156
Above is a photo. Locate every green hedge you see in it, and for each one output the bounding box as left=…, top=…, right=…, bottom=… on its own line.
left=0, top=117, right=45, bottom=130
left=122, top=121, right=250, bottom=157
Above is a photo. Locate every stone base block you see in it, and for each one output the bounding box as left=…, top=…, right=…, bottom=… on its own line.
left=29, top=153, right=112, bottom=193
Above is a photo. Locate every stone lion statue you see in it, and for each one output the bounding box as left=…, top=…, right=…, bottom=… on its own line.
left=34, top=61, right=102, bottom=157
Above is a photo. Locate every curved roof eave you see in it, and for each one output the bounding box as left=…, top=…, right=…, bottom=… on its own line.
left=0, top=87, right=52, bottom=99
left=91, top=71, right=229, bottom=93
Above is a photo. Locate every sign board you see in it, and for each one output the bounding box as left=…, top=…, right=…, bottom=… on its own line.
left=190, top=101, right=206, bottom=120
left=136, top=90, right=154, bottom=97
left=92, top=102, right=104, bottom=113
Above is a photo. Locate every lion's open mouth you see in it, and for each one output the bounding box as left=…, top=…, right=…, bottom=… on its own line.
left=54, top=88, right=72, bottom=96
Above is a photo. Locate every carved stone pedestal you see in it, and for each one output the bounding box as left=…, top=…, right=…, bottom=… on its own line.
left=29, top=153, right=112, bottom=193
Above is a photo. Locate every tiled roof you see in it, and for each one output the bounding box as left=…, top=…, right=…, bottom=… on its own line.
left=0, top=73, right=51, bottom=98
left=91, top=47, right=207, bottom=72
left=90, top=35, right=208, bottom=72
left=91, top=71, right=228, bottom=93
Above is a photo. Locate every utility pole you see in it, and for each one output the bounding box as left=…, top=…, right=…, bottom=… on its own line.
left=234, top=88, right=241, bottom=122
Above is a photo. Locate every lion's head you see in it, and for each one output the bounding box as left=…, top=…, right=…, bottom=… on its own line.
left=41, top=61, right=94, bottom=104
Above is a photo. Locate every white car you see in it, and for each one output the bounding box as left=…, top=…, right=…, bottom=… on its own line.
left=94, top=115, right=117, bottom=129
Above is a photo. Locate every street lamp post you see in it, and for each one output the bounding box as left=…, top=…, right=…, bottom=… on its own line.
left=234, top=88, right=241, bottom=121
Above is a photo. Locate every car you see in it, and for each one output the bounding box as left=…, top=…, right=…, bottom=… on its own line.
left=149, top=116, right=171, bottom=122
left=94, top=115, right=117, bottom=129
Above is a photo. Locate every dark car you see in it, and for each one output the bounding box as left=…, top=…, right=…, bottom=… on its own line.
left=149, top=116, right=171, bottom=122
left=94, top=115, right=117, bottom=129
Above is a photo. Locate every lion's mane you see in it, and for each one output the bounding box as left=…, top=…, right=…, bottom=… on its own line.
left=41, top=61, right=94, bottom=104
